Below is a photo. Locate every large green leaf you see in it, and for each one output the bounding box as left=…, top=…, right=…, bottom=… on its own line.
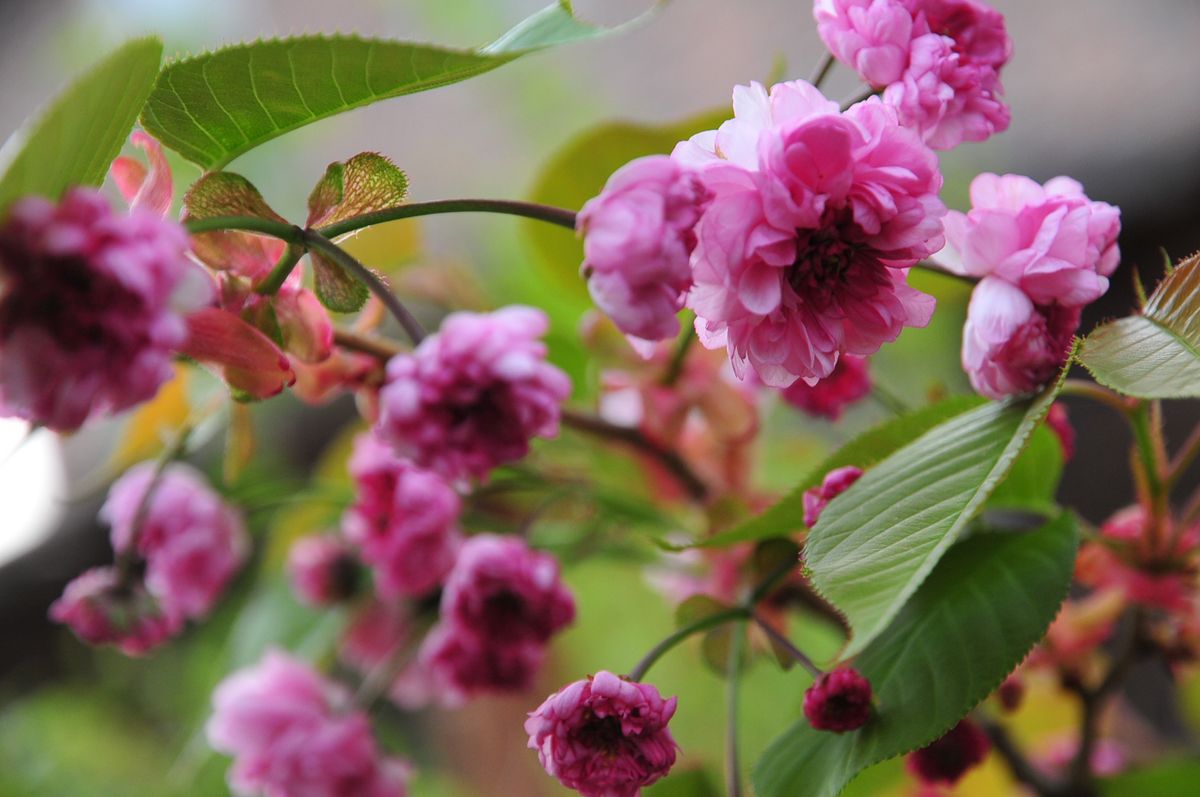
left=808, top=369, right=1066, bottom=659
left=985, top=422, right=1063, bottom=515
left=697, top=395, right=985, bottom=549
left=141, top=2, right=661, bottom=169
left=1080, top=253, right=1200, bottom=398
left=0, top=37, right=163, bottom=211
left=752, top=512, right=1078, bottom=797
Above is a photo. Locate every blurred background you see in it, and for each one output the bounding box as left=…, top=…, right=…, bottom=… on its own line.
left=1, top=0, right=1199, bottom=795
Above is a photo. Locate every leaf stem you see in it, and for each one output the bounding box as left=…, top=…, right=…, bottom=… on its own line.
left=913, top=259, right=976, bottom=285
left=184, top=215, right=302, bottom=240
left=332, top=327, right=405, bottom=360
left=114, top=426, right=193, bottom=586
left=839, top=85, right=881, bottom=111
left=1166, top=418, right=1200, bottom=490
left=297, top=228, right=427, bottom=346
left=254, top=243, right=306, bottom=295
left=1060, top=379, right=1133, bottom=416
left=725, top=622, right=746, bottom=797
left=750, top=611, right=823, bottom=678
left=627, top=606, right=749, bottom=682
left=559, top=408, right=709, bottom=502
left=660, top=321, right=695, bottom=386
left=317, top=198, right=578, bottom=239
left=809, top=52, right=836, bottom=89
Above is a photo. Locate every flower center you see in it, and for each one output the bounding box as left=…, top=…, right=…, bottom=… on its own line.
left=481, top=589, right=527, bottom=628
left=578, top=713, right=625, bottom=754
left=787, top=224, right=859, bottom=306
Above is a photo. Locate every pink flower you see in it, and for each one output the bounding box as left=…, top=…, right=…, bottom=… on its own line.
left=676, top=81, right=942, bottom=387
left=111, top=131, right=174, bottom=216
left=104, top=462, right=247, bottom=621
left=49, top=566, right=180, bottom=656
left=440, top=534, right=575, bottom=646
left=579, top=155, right=710, bottom=343
left=906, top=719, right=990, bottom=785
left=526, top=671, right=678, bottom=797
left=961, top=277, right=1079, bottom=400
left=781, top=355, right=871, bottom=420
left=907, top=0, right=1011, bottom=69
left=0, top=188, right=209, bottom=430
left=419, top=622, right=546, bottom=703
left=343, top=431, right=462, bottom=599
left=339, top=601, right=436, bottom=710
left=803, top=465, right=864, bottom=527
left=814, top=0, right=917, bottom=86
left=287, top=535, right=360, bottom=606
left=207, top=651, right=409, bottom=797
left=942, top=173, right=1121, bottom=307
left=1075, top=506, right=1199, bottom=613
left=803, top=667, right=873, bottom=732
left=883, top=32, right=1010, bottom=149
left=377, top=306, right=571, bottom=481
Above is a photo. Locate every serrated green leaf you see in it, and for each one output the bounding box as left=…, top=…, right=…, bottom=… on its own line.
left=1080, top=252, right=1200, bottom=398
left=183, top=170, right=285, bottom=222
left=141, top=3, right=662, bottom=169
left=808, top=370, right=1065, bottom=660
left=0, top=37, right=162, bottom=211
left=311, top=251, right=370, bottom=313
left=752, top=512, right=1078, bottom=797
left=698, top=395, right=985, bottom=549
left=986, top=422, right=1063, bottom=514
left=307, top=152, right=408, bottom=228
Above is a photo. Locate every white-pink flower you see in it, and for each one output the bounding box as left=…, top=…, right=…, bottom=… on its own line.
left=579, top=155, right=710, bottom=344
left=815, top=0, right=917, bottom=87
left=675, top=80, right=943, bottom=387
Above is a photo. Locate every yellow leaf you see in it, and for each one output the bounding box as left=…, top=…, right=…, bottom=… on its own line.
left=223, top=402, right=255, bottom=484
left=110, top=365, right=191, bottom=470
left=337, top=218, right=422, bottom=275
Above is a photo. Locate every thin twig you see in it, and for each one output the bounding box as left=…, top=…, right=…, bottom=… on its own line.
left=808, top=52, right=835, bottom=89
left=627, top=606, right=748, bottom=682
left=560, top=408, right=710, bottom=502
left=332, top=327, right=405, bottom=360
left=1167, top=419, right=1200, bottom=488
left=839, top=85, right=880, bottom=111
left=750, top=611, right=822, bottom=677
left=725, top=622, right=746, bottom=797
left=976, top=714, right=1062, bottom=796
left=318, top=198, right=578, bottom=239
left=1060, top=379, right=1134, bottom=416
left=114, top=427, right=193, bottom=586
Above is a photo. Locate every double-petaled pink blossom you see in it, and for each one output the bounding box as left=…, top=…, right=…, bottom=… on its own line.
left=377, top=306, right=571, bottom=481
left=675, top=80, right=942, bottom=388
left=0, top=188, right=208, bottom=430
left=814, top=0, right=918, bottom=87
left=287, top=535, right=360, bottom=607
left=781, top=354, right=871, bottom=420
left=343, top=431, right=462, bottom=599
left=943, top=173, right=1120, bottom=398
left=49, top=566, right=180, bottom=656
left=104, top=462, right=248, bottom=622
left=526, top=671, right=678, bottom=797
left=207, top=651, right=409, bottom=797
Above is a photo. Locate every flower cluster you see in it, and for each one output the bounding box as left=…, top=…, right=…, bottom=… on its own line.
left=816, top=0, right=1012, bottom=149
left=943, top=173, right=1121, bottom=398
left=51, top=462, right=247, bottom=654
left=207, top=651, right=410, bottom=797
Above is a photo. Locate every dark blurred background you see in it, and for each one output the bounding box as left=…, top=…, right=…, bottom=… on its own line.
left=0, top=1, right=1198, bottom=794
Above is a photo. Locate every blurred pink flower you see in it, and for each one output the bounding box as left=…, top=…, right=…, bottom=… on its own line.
left=0, top=188, right=209, bottom=430
left=440, top=533, right=575, bottom=647
left=907, top=0, right=1011, bottom=69
left=781, top=355, right=871, bottom=420
left=377, top=306, right=571, bottom=481
left=579, top=155, right=710, bottom=343
left=961, top=276, right=1079, bottom=400
left=676, top=81, right=942, bottom=387
left=942, top=173, right=1121, bottom=307
left=111, top=131, right=174, bottom=216
left=344, top=431, right=462, bottom=599
left=105, top=462, right=248, bottom=621
left=207, top=650, right=409, bottom=797
left=526, top=671, right=678, bottom=797
left=905, top=719, right=990, bottom=785
left=49, top=566, right=180, bottom=656
left=804, top=465, right=864, bottom=528
left=814, top=0, right=917, bottom=86
left=287, top=535, right=360, bottom=606
left=419, top=621, right=546, bottom=703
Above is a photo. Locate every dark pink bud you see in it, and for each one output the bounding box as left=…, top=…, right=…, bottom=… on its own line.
left=781, top=355, right=871, bottom=421
left=803, top=666, right=873, bottom=732
left=803, top=466, right=864, bottom=528
left=906, top=719, right=991, bottom=785
left=996, top=675, right=1025, bottom=712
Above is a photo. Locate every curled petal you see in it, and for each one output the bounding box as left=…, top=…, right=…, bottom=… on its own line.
left=181, top=308, right=295, bottom=398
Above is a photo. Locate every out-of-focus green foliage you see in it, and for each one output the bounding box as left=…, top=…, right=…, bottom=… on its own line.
left=754, top=513, right=1079, bottom=797
left=0, top=38, right=161, bottom=211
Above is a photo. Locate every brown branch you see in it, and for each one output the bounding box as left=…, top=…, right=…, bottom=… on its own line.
left=976, top=714, right=1062, bottom=796
left=332, top=327, right=405, bottom=360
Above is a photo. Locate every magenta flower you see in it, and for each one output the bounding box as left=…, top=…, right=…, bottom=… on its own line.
left=579, top=155, right=710, bottom=344
left=803, top=465, right=864, bottom=527
left=942, top=173, right=1121, bottom=308
left=377, top=306, right=571, bottom=481
left=0, top=188, right=209, bottom=430
left=803, top=667, right=873, bottom=732
left=906, top=719, right=991, bottom=785
left=676, top=81, right=942, bottom=387
left=526, top=671, right=678, bottom=797
left=961, top=276, right=1080, bottom=400
left=207, top=651, right=409, bottom=797
left=440, top=534, right=575, bottom=646
left=419, top=622, right=546, bottom=703
left=814, top=0, right=918, bottom=86
left=907, top=0, right=1011, bottom=69
left=343, top=431, right=462, bottom=599
left=781, top=355, right=871, bottom=420
left=104, top=462, right=248, bottom=621
left=49, top=566, right=180, bottom=656
left=287, top=535, right=360, bottom=607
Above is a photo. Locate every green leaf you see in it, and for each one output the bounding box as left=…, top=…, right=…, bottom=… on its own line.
left=1102, top=760, right=1200, bottom=796
left=674, top=594, right=732, bottom=628
left=808, top=370, right=1065, bottom=659
left=1080, top=252, right=1200, bottom=398
left=752, top=512, right=1078, bottom=797
left=0, top=37, right=162, bottom=211
left=140, top=2, right=662, bottom=169
left=183, top=170, right=285, bottom=222
left=986, top=422, right=1063, bottom=514
left=698, top=395, right=985, bottom=549
left=307, top=152, right=408, bottom=228
left=311, top=251, right=370, bottom=313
